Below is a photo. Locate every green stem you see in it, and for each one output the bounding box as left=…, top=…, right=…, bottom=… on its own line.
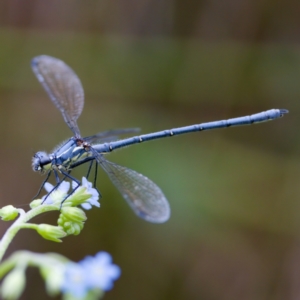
left=0, top=251, right=68, bottom=279
left=0, top=256, right=15, bottom=278
left=20, top=223, right=38, bottom=230
left=0, top=204, right=59, bottom=262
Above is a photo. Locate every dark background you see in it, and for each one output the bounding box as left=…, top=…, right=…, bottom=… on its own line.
left=0, top=1, right=298, bottom=299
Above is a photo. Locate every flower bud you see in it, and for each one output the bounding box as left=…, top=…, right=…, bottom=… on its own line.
left=58, top=207, right=86, bottom=236
left=64, top=222, right=84, bottom=236
left=40, top=265, right=64, bottom=296
left=1, top=268, right=26, bottom=299
left=0, top=205, right=19, bottom=221
left=61, top=207, right=87, bottom=222
left=29, top=199, right=43, bottom=208
left=37, top=224, right=66, bottom=242
left=63, top=187, right=91, bottom=207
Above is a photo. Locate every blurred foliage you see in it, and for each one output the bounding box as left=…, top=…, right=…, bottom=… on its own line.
left=0, top=1, right=299, bottom=299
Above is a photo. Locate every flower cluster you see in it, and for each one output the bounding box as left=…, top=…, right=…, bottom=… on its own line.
left=28, top=177, right=100, bottom=238
left=0, top=251, right=121, bottom=300
left=58, top=207, right=86, bottom=235
left=0, top=178, right=121, bottom=299
left=40, top=177, right=100, bottom=210
left=60, top=251, right=121, bottom=299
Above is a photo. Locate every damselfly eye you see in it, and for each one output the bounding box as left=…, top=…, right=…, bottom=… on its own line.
left=32, top=151, right=51, bottom=172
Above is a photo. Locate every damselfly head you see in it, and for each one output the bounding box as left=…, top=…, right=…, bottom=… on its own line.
left=32, top=151, right=52, bottom=173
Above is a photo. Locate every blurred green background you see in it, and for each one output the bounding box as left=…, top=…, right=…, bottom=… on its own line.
left=0, top=1, right=299, bottom=299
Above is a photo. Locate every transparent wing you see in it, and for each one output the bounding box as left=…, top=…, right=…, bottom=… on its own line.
left=31, top=55, right=84, bottom=138
left=84, top=128, right=140, bottom=144
left=96, top=155, right=170, bottom=223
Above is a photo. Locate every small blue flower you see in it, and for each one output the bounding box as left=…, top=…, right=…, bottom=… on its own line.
left=72, top=177, right=100, bottom=210
left=80, top=252, right=121, bottom=291
left=42, top=181, right=70, bottom=205
left=42, top=177, right=100, bottom=210
left=60, top=263, right=88, bottom=298
left=60, top=252, right=121, bottom=298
